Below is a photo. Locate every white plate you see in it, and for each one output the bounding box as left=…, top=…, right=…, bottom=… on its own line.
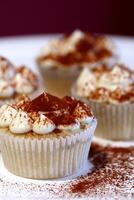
left=0, top=35, right=134, bottom=200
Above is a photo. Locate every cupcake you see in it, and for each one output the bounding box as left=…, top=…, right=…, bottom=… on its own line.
left=0, top=56, right=42, bottom=106
left=37, top=30, right=116, bottom=97
left=0, top=92, right=97, bottom=179
left=72, top=63, right=134, bottom=140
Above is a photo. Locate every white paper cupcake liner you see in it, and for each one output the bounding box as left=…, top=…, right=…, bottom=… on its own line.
left=89, top=101, right=134, bottom=140
left=0, top=120, right=96, bottom=179
left=38, top=66, right=81, bottom=97
left=72, top=88, right=134, bottom=141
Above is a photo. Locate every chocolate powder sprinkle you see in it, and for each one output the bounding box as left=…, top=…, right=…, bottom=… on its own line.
left=69, top=143, right=134, bottom=198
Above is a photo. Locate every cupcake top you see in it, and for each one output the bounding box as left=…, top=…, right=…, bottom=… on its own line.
left=0, top=92, right=95, bottom=135
left=0, top=56, right=38, bottom=102
left=37, top=30, right=114, bottom=69
left=75, top=64, right=134, bottom=104
left=0, top=56, right=15, bottom=79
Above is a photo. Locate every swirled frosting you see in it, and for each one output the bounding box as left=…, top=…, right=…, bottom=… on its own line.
left=0, top=56, right=15, bottom=79
left=37, top=30, right=114, bottom=68
left=75, top=64, right=134, bottom=103
left=0, top=56, right=38, bottom=100
left=0, top=92, right=94, bottom=135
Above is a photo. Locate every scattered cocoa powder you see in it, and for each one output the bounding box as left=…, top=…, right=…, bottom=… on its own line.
left=69, top=143, right=134, bottom=198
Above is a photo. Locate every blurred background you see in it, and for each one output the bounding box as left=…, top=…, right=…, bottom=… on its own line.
left=0, top=0, right=133, bottom=36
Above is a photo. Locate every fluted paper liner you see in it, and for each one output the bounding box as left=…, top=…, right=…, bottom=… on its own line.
left=89, top=101, right=134, bottom=140
left=0, top=120, right=96, bottom=179
left=38, top=67, right=81, bottom=97
left=72, top=88, right=134, bottom=140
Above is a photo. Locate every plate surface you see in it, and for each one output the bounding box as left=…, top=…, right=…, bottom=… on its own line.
left=0, top=35, right=134, bottom=200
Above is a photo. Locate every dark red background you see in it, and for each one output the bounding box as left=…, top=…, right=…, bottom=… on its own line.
left=0, top=0, right=134, bottom=36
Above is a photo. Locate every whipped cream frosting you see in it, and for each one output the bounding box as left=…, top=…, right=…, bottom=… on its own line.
left=0, top=56, right=15, bottom=79
left=41, top=30, right=84, bottom=56
left=75, top=64, right=134, bottom=103
left=10, top=111, right=32, bottom=134
left=0, top=105, right=17, bottom=127
left=0, top=56, right=38, bottom=99
left=37, top=30, right=114, bottom=68
left=33, top=114, right=55, bottom=134
left=57, top=121, right=80, bottom=131
left=0, top=93, right=94, bottom=135
left=0, top=80, right=15, bottom=98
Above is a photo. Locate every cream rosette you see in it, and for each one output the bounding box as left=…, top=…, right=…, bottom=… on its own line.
left=0, top=56, right=42, bottom=106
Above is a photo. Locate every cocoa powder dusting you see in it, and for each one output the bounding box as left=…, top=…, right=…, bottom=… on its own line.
left=87, top=64, right=134, bottom=103
left=38, top=33, right=112, bottom=66
left=69, top=143, right=134, bottom=198
left=24, top=92, right=92, bottom=126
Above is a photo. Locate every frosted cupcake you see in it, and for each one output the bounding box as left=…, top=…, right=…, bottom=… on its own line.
left=0, top=92, right=96, bottom=179
left=72, top=64, right=134, bottom=140
left=37, top=30, right=116, bottom=97
left=0, top=56, right=41, bottom=106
